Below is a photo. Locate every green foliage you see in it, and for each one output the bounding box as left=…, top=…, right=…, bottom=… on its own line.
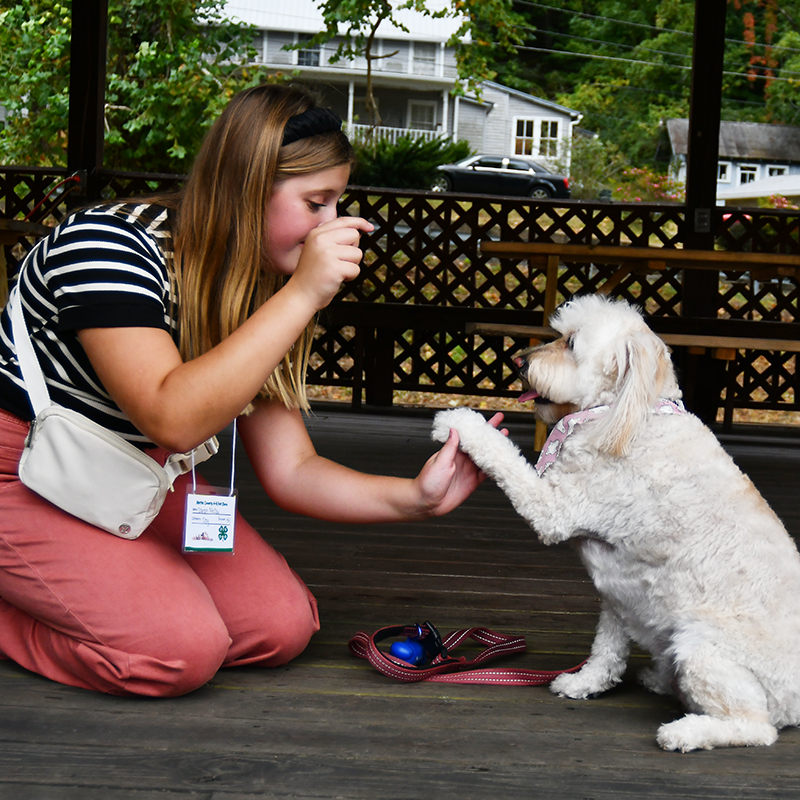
left=3, top=0, right=798, bottom=176
left=764, top=30, right=800, bottom=125
left=556, top=134, right=686, bottom=203
left=447, top=0, right=527, bottom=96
left=103, top=0, right=264, bottom=171
left=0, top=1, right=72, bottom=166
left=0, top=0, right=274, bottom=171
left=554, top=134, right=629, bottom=200
left=351, top=135, right=472, bottom=189
left=490, top=0, right=800, bottom=168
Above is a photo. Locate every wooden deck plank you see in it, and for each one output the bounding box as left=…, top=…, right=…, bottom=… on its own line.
left=0, top=405, right=798, bottom=798
left=2, top=653, right=799, bottom=795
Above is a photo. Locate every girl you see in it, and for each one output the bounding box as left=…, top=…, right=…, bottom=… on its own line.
left=0, top=84, right=501, bottom=697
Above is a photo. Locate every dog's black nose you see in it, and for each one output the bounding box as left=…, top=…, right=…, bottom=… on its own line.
left=514, top=355, right=529, bottom=380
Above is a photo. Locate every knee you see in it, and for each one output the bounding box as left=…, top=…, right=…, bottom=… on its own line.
left=229, top=591, right=320, bottom=668
left=123, top=615, right=232, bottom=698
left=265, top=610, right=318, bottom=666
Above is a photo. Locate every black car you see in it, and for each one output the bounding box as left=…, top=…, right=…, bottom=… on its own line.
left=432, top=155, right=570, bottom=199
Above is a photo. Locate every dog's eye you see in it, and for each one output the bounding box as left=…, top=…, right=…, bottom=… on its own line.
left=567, top=334, right=576, bottom=350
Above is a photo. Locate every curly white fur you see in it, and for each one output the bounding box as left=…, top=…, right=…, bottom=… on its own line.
left=431, top=295, right=800, bottom=752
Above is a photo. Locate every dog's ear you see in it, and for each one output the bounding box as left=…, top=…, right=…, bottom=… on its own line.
left=590, top=329, right=672, bottom=457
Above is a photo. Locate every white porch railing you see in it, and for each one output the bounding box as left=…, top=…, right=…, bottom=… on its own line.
left=346, top=124, right=446, bottom=145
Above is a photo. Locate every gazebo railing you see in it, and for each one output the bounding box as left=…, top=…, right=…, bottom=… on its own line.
left=2, top=167, right=798, bottom=423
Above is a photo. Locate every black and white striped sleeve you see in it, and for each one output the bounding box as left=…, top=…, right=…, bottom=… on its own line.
left=41, top=207, right=172, bottom=332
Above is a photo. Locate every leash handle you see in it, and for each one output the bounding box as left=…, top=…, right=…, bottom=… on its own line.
left=349, top=625, right=584, bottom=686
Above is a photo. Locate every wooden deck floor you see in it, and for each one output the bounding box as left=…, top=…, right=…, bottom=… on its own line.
left=1, top=405, right=800, bottom=799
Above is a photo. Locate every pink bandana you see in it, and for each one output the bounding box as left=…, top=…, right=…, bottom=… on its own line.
left=534, top=398, right=685, bottom=476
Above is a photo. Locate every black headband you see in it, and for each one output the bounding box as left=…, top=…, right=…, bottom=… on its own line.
left=282, top=107, right=344, bottom=146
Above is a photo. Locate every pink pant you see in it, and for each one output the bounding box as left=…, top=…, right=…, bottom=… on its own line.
left=0, top=409, right=319, bottom=697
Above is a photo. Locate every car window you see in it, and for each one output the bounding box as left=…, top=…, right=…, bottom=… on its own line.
left=473, top=157, right=505, bottom=169
left=507, top=159, right=533, bottom=173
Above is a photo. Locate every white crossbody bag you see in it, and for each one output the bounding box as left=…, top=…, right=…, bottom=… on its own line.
left=8, top=283, right=218, bottom=539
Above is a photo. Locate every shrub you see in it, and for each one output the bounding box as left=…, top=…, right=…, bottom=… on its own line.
left=554, top=135, right=628, bottom=201
left=760, top=195, right=799, bottom=210
left=351, top=134, right=472, bottom=190
left=612, top=166, right=685, bottom=203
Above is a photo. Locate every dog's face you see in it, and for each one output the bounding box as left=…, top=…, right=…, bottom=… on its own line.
left=517, top=295, right=681, bottom=454
left=516, top=333, right=582, bottom=425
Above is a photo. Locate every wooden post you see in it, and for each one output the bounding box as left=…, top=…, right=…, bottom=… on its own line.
left=684, top=0, right=726, bottom=254
left=535, top=254, right=561, bottom=450
left=680, top=0, right=728, bottom=422
left=67, top=0, right=109, bottom=203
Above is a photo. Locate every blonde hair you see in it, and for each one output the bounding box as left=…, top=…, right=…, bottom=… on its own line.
left=166, top=84, right=354, bottom=411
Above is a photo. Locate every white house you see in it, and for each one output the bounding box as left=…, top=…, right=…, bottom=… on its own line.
left=224, top=1, right=581, bottom=167
left=667, top=119, right=800, bottom=204
left=715, top=173, right=800, bottom=206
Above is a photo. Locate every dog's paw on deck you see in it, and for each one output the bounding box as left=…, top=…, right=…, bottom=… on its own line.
left=657, top=714, right=778, bottom=752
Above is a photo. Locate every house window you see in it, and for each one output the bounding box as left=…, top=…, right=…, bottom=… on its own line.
left=539, top=119, right=560, bottom=158
left=514, top=119, right=536, bottom=155
left=768, top=165, right=788, bottom=177
left=738, top=165, right=758, bottom=185
left=717, top=162, right=731, bottom=183
left=514, top=118, right=561, bottom=158
left=269, top=32, right=295, bottom=65
left=413, top=42, right=437, bottom=75
left=297, top=36, right=320, bottom=67
left=252, top=32, right=266, bottom=63
left=382, top=40, right=406, bottom=73
left=408, top=100, right=437, bottom=131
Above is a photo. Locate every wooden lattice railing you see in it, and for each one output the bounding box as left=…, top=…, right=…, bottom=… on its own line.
left=2, top=168, right=799, bottom=424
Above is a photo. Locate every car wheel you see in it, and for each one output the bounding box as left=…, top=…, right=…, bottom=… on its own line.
left=528, top=185, right=553, bottom=199
left=431, top=174, right=452, bottom=192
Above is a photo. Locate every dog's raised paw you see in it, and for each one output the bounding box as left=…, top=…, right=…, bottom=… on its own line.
left=431, top=407, right=486, bottom=445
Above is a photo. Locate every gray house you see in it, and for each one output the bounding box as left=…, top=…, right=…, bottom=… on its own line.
left=667, top=118, right=800, bottom=203
left=225, top=1, right=581, bottom=169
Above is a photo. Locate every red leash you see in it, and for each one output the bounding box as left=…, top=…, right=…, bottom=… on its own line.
left=349, top=622, right=584, bottom=685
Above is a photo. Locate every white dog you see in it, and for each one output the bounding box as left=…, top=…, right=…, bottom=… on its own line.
left=432, top=294, right=800, bottom=752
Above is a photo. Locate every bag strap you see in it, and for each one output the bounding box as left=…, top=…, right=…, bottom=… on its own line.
left=8, top=283, right=51, bottom=416
left=349, top=623, right=585, bottom=685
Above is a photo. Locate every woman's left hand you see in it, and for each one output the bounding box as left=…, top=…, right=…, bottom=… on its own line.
left=414, top=412, right=506, bottom=517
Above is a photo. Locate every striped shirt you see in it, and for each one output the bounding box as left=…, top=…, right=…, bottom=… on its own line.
left=0, top=203, right=177, bottom=445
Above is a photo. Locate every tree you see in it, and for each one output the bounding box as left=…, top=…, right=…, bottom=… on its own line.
left=554, top=133, right=629, bottom=201
left=0, top=1, right=72, bottom=167
left=765, top=29, right=800, bottom=124
left=298, top=0, right=525, bottom=128
left=489, top=0, right=800, bottom=168
left=0, top=0, right=267, bottom=172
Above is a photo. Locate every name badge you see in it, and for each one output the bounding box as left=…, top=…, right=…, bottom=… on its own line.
left=183, top=485, right=236, bottom=554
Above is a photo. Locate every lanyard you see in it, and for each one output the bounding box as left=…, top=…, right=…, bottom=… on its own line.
left=190, top=418, right=236, bottom=496
left=184, top=419, right=238, bottom=553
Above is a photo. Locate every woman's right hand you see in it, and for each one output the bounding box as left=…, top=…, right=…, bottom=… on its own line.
left=288, top=216, right=373, bottom=311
